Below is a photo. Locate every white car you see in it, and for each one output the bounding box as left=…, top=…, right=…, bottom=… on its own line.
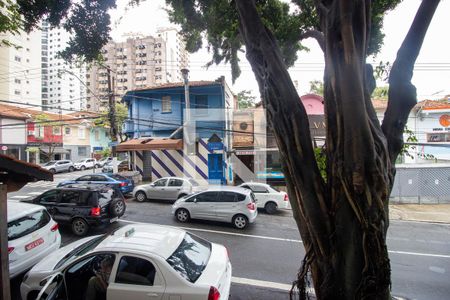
left=172, top=186, right=258, bottom=229
left=73, top=158, right=98, bottom=170
left=21, top=224, right=232, bottom=300
left=239, top=182, right=289, bottom=214
left=8, top=202, right=61, bottom=278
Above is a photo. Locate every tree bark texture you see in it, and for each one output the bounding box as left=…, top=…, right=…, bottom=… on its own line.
left=235, top=0, right=439, bottom=299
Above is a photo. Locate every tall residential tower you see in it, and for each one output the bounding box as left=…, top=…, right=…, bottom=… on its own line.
left=87, top=28, right=189, bottom=112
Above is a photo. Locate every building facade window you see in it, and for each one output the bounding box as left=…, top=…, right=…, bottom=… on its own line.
left=52, top=126, right=61, bottom=135
left=78, top=127, right=86, bottom=139
left=65, top=127, right=71, bottom=135
left=78, top=146, right=87, bottom=156
left=162, top=96, right=171, bottom=113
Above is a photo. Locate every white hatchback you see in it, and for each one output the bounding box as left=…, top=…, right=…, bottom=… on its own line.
left=21, top=224, right=232, bottom=300
left=8, top=201, right=61, bottom=278
left=239, top=182, right=289, bottom=214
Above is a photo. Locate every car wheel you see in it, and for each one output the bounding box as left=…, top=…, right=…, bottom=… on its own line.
left=176, top=208, right=190, bottom=223
left=265, top=202, right=278, bottom=214
left=110, top=199, right=126, bottom=217
left=81, top=165, right=86, bottom=170
left=71, top=218, right=89, bottom=236
left=49, top=168, right=56, bottom=174
left=69, top=166, right=75, bottom=172
left=233, top=214, right=248, bottom=229
left=95, top=164, right=100, bottom=168
left=135, top=191, right=147, bottom=202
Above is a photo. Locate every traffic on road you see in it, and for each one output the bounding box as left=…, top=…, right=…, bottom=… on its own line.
left=7, top=169, right=450, bottom=300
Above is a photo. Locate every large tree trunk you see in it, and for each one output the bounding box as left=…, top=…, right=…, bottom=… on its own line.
left=234, top=0, right=439, bottom=299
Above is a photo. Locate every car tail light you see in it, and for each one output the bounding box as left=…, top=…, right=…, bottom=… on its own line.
left=8, top=247, right=14, bottom=254
left=284, top=194, right=289, bottom=201
left=50, top=223, right=59, bottom=232
left=208, top=286, right=220, bottom=300
left=120, top=182, right=126, bottom=187
left=90, top=206, right=101, bottom=216
left=247, top=202, right=256, bottom=211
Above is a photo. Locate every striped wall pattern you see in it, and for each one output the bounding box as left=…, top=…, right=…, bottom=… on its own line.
left=133, top=150, right=144, bottom=175
left=130, top=139, right=231, bottom=184
left=148, top=139, right=212, bottom=184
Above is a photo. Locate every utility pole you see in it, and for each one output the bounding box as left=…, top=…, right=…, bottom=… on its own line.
left=107, top=68, right=118, bottom=157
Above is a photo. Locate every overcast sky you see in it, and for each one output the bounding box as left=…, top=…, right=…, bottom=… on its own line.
left=109, top=0, right=450, bottom=100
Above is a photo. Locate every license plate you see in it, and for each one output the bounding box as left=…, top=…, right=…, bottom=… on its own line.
left=25, top=238, right=44, bottom=251
left=110, top=217, right=118, bottom=223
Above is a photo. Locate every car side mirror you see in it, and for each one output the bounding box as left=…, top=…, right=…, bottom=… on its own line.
left=150, top=183, right=155, bottom=187
left=193, top=198, right=197, bottom=203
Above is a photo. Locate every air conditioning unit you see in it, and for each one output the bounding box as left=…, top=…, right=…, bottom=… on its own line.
left=27, top=130, right=35, bottom=136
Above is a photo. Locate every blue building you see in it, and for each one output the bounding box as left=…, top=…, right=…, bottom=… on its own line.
left=119, top=77, right=234, bottom=184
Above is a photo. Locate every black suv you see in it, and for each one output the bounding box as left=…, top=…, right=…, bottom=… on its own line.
left=24, top=185, right=126, bottom=236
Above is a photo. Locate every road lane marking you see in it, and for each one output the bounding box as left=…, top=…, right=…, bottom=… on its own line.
left=388, top=250, right=450, bottom=259
left=231, top=276, right=315, bottom=294
left=119, top=220, right=450, bottom=258
left=119, top=219, right=302, bottom=243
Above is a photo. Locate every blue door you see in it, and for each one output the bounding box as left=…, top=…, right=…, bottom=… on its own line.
left=208, top=154, right=224, bottom=184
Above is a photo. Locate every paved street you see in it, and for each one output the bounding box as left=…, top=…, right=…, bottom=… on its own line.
left=8, top=171, right=450, bottom=300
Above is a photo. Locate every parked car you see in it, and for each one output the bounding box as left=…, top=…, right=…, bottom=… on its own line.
left=172, top=186, right=257, bottom=229
left=133, top=177, right=200, bottom=202
left=41, top=160, right=74, bottom=174
left=21, top=224, right=232, bottom=300
left=73, top=158, right=98, bottom=170
left=7, top=202, right=61, bottom=278
left=239, top=182, right=289, bottom=214
left=22, top=185, right=126, bottom=236
left=57, top=173, right=135, bottom=195
left=102, top=160, right=130, bottom=173
left=97, top=156, right=112, bottom=167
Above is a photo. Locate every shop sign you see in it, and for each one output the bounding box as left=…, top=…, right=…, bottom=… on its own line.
left=439, top=114, right=450, bottom=127
left=1, top=145, right=8, bottom=151
left=236, top=150, right=256, bottom=155
left=208, top=142, right=223, bottom=151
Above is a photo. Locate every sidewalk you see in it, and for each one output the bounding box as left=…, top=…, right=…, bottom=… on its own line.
left=389, top=204, right=450, bottom=224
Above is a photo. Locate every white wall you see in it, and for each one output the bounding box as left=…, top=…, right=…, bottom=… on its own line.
left=0, top=118, right=26, bottom=144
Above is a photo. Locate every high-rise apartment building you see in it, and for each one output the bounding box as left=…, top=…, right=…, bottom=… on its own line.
left=87, top=28, right=189, bottom=112
left=41, top=21, right=86, bottom=114
left=0, top=29, right=42, bottom=108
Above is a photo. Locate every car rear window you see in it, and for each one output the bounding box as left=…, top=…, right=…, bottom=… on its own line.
left=8, top=209, right=51, bottom=240
left=166, top=233, right=212, bottom=283
left=270, top=185, right=280, bottom=192
left=110, top=174, right=126, bottom=181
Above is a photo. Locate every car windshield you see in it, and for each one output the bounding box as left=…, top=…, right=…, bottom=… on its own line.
left=43, top=161, right=56, bottom=166
left=188, top=178, right=200, bottom=186
left=8, top=210, right=51, bottom=240
left=54, top=235, right=107, bottom=269
left=166, top=233, right=211, bottom=283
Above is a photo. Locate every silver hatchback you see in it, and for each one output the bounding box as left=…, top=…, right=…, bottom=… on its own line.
left=41, top=160, right=74, bottom=174
left=172, top=187, right=258, bottom=229
left=133, top=177, right=200, bottom=202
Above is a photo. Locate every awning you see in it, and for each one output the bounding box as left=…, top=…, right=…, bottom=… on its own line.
left=40, top=147, right=70, bottom=154
left=116, top=138, right=183, bottom=152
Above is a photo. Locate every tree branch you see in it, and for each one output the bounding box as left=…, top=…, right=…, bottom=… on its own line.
left=299, top=29, right=325, bottom=52
left=235, top=0, right=331, bottom=254
left=382, top=0, right=440, bottom=162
